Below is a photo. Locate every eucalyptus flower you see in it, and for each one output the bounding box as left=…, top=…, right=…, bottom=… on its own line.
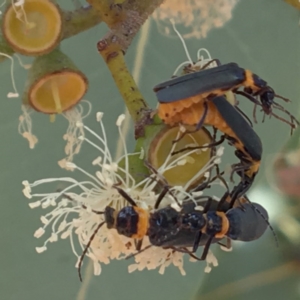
left=22, top=112, right=224, bottom=278
left=153, top=0, right=239, bottom=39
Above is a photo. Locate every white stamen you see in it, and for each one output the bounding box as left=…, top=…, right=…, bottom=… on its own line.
left=214, top=158, right=221, bottom=164
left=36, top=246, right=47, bottom=253
left=139, top=147, right=145, bottom=159
left=92, top=156, right=102, bottom=166
left=206, top=250, right=218, bottom=270
left=95, top=171, right=105, bottom=183
left=23, top=187, right=32, bottom=199
left=110, top=163, right=118, bottom=172
left=220, top=245, right=232, bottom=252
left=96, top=112, right=104, bottom=122
left=18, top=105, right=38, bottom=149
left=14, top=54, right=31, bottom=69
left=103, top=164, right=114, bottom=171
left=194, top=206, right=204, bottom=211
left=61, top=101, right=92, bottom=165
left=93, top=261, right=101, bottom=276
left=204, top=265, right=212, bottom=273
left=217, top=146, right=225, bottom=157
left=29, top=201, right=41, bottom=208
left=192, top=190, right=203, bottom=197
left=170, top=202, right=181, bottom=211
left=61, top=230, right=71, bottom=239
left=40, top=216, right=49, bottom=225
left=22, top=180, right=30, bottom=187
left=66, top=162, right=76, bottom=169
left=197, top=48, right=212, bottom=63
left=0, top=52, right=19, bottom=98
left=116, top=114, right=125, bottom=127
left=41, top=199, right=51, bottom=209
left=34, top=228, right=45, bottom=238
left=170, top=19, right=193, bottom=66
left=49, top=233, right=58, bottom=243
left=58, top=220, right=67, bottom=231
left=7, top=92, right=19, bottom=98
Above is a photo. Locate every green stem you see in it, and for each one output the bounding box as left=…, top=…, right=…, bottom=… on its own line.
left=90, top=0, right=163, bottom=125
left=87, top=0, right=123, bottom=28
left=62, top=6, right=102, bottom=39
left=97, top=42, right=148, bottom=123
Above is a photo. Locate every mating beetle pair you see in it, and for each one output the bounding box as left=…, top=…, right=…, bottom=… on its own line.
left=154, top=61, right=298, bottom=204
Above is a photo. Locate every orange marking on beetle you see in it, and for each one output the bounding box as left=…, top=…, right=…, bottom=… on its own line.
left=131, top=207, right=150, bottom=239
left=111, top=209, right=118, bottom=229
left=162, top=101, right=244, bottom=151
left=158, top=95, right=202, bottom=120
left=244, top=70, right=260, bottom=92
left=245, top=161, right=260, bottom=178
left=157, top=87, right=231, bottom=121
left=214, top=212, right=229, bottom=238
left=159, top=99, right=259, bottom=168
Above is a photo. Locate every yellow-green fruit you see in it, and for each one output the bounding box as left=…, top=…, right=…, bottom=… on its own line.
left=23, top=48, right=88, bottom=114
left=2, top=0, right=62, bottom=55
left=149, top=125, right=212, bottom=188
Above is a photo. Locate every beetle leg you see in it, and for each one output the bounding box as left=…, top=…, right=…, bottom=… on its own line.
left=171, top=134, right=224, bottom=156
left=199, top=236, right=214, bottom=260
left=235, top=89, right=261, bottom=105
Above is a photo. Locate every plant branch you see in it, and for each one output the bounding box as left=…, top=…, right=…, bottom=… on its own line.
left=97, top=39, right=149, bottom=123
left=90, top=0, right=163, bottom=124
left=62, top=5, right=102, bottom=39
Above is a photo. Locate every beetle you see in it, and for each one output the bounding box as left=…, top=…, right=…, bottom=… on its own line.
left=155, top=62, right=298, bottom=129
left=74, top=182, right=269, bottom=281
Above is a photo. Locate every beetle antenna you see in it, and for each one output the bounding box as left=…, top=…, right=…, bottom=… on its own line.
left=274, top=93, right=290, bottom=103
left=113, top=185, right=137, bottom=207
left=144, top=160, right=182, bottom=209
left=78, top=221, right=105, bottom=282
left=60, top=191, right=105, bottom=214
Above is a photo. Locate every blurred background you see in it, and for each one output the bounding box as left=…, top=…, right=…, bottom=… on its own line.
left=0, top=0, right=300, bottom=299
